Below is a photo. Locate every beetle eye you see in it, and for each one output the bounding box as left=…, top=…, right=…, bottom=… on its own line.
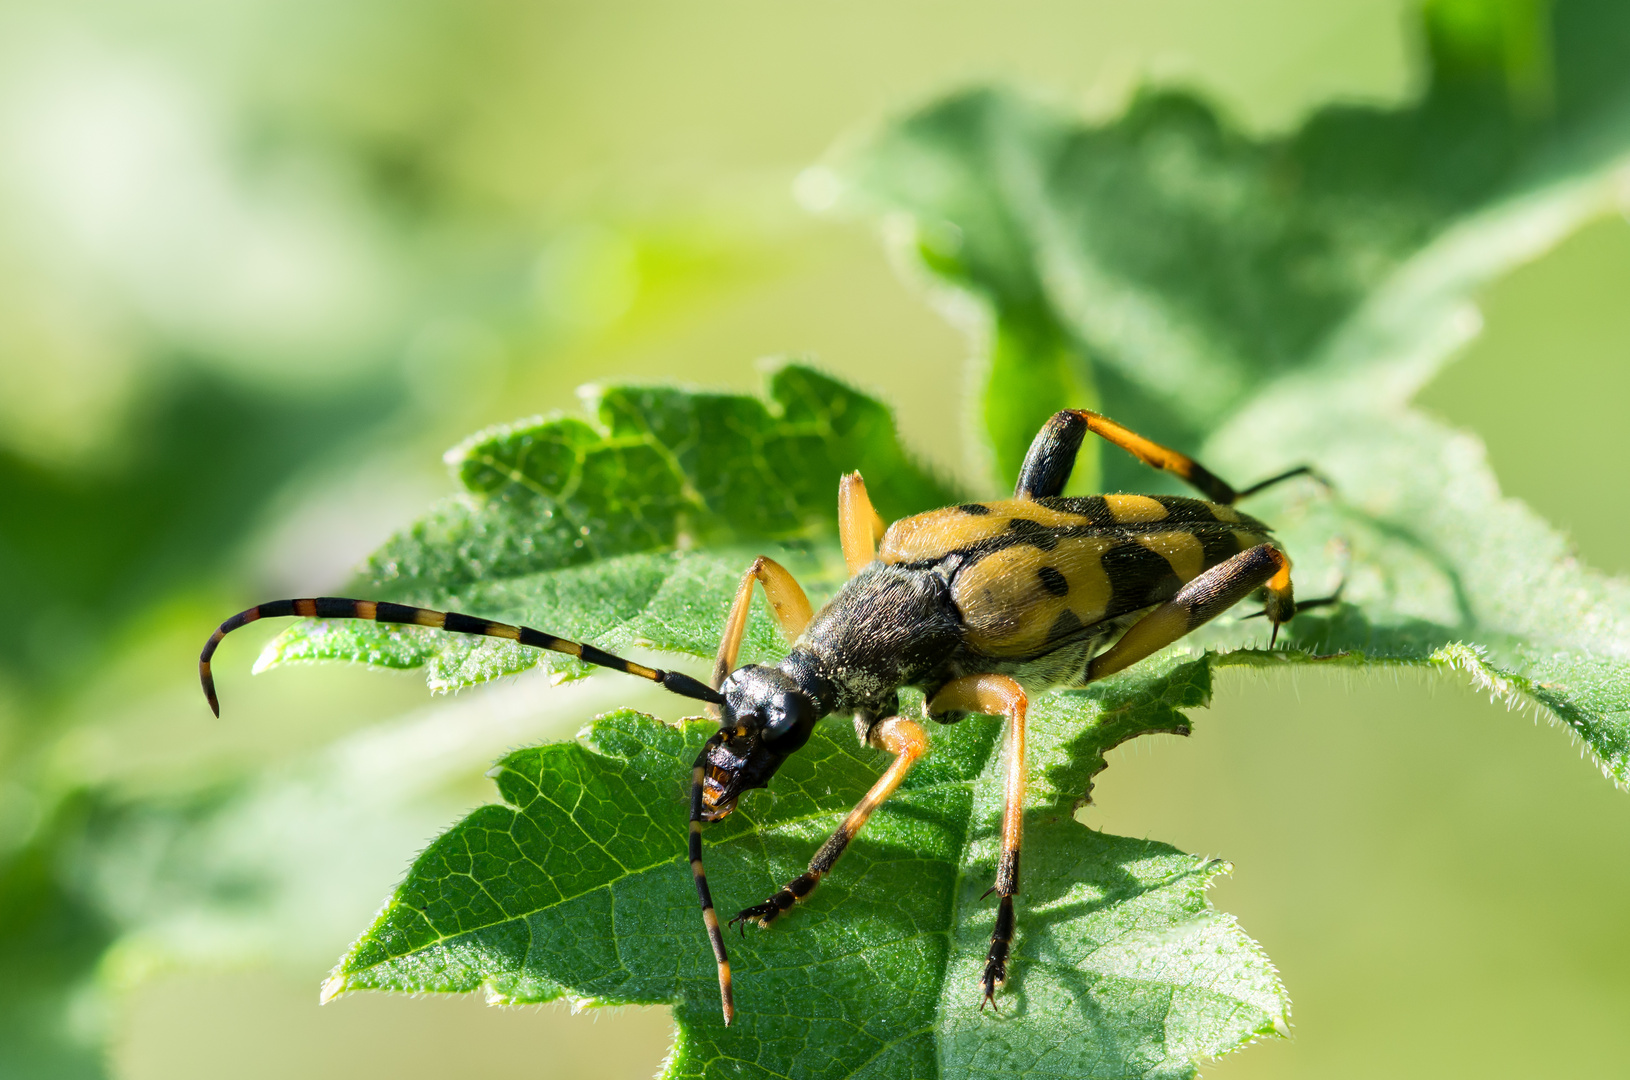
left=762, top=692, right=810, bottom=741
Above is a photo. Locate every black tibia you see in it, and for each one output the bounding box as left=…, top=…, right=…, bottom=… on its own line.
left=199, top=596, right=724, bottom=716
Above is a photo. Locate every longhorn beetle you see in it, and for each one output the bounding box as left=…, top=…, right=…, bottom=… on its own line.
left=201, top=408, right=1332, bottom=1026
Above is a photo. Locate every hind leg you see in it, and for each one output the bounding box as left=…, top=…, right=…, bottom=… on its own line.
left=928, top=674, right=1028, bottom=1009
left=1016, top=409, right=1322, bottom=504
left=1088, top=542, right=1295, bottom=681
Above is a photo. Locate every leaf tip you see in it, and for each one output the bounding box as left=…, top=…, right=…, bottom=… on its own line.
left=318, top=973, right=348, bottom=1005
left=485, top=984, right=524, bottom=1007
left=250, top=638, right=282, bottom=675
left=565, top=993, right=610, bottom=1014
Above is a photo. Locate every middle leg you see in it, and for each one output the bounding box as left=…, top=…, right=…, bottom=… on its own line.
left=838, top=470, right=888, bottom=576
left=928, top=673, right=1028, bottom=1010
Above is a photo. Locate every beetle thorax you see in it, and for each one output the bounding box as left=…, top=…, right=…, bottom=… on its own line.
left=786, top=562, right=965, bottom=717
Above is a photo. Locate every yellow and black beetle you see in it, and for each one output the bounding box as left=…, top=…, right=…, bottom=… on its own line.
left=200, top=408, right=1330, bottom=1025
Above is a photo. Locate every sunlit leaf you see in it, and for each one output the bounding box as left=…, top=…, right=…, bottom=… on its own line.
left=821, top=0, right=1630, bottom=787
left=328, top=669, right=1287, bottom=1079
left=307, top=367, right=1296, bottom=1076
left=262, top=364, right=958, bottom=689
left=267, top=3, right=1630, bottom=1077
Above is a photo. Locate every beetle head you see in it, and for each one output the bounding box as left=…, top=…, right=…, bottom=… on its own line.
left=695, top=665, right=819, bottom=821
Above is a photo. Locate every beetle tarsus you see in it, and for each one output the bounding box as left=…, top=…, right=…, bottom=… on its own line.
left=729, top=899, right=787, bottom=930
left=980, top=893, right=1015, bottom=1012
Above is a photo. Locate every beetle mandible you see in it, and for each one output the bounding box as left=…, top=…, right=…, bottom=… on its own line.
left=200, top=408, right=1330, bottom=1025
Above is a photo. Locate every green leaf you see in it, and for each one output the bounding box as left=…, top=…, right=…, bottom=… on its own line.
left=0, top=803, right=116, bottom=1080
left=306, top=366, right=1293, bottom=1075
left=823, top=0, right=1630, bottom=486
left=327, top=665, right=1287, bottom=1078
left=262, top=363, right=959, bottom=690
left=820, top=0, right=1630, bottom=787
left=289, top=3, right=1630, bottom=1076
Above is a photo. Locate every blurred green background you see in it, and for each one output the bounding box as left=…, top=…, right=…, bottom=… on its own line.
left=1, top=0, right=1626, bottom=1077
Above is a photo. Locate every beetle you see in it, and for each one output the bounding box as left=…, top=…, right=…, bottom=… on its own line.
left=200, top=408, right=1330, bottom=1026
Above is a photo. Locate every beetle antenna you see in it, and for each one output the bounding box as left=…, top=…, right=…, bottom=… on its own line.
left=690, top=742, right=735, bottom=1026
left=199, top=597, right=725, bottom=716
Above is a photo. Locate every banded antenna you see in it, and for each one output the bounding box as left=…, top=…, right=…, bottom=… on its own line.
left=690, top=741, right=735, bottom=1025
left=199, top=596, right=725, bottom=716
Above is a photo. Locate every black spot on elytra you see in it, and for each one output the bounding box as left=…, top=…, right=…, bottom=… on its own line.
left=958, top=503, right=993, bottom=516
left=1005, top=517, right=1060, bottom=551
left=1101, top=541, right=1183, bottom=618
left=1034, top=495, right=1115, bottom=526
left=1037, top=565, right=1069, bottom=596
left=1153, top=496, right=1228, bottom=524
left=1198, top=526, right=1244, bottom=567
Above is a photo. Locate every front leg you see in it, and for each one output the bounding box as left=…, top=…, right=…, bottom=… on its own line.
left=928, top=674, right=1028, bottom=1010
left=730, top=715, right=927, bottom=929
left=710, top=555, right=815, bottom=705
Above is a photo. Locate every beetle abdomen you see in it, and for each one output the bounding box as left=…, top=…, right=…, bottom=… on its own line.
left=879, top=495, right=1274, bottom=659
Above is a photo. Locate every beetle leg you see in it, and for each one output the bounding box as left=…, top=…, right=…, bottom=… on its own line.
left=1017, top=409, right=1235, bottom=501
left=838, top=471, right=888, bottom=576
left=710, top=557, right=815, bottom=709
left=729, top=715, right=928, bottom=930
left=1233, top=464, right=1330, bottom=500
left=1241, top=582, right=1343, bottom=621
left=1088, top=542, right=1295, bottom=681
left=1016, top=409, right=1320, bottom=505
left=928, top=673, right=1028, bottom=1011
